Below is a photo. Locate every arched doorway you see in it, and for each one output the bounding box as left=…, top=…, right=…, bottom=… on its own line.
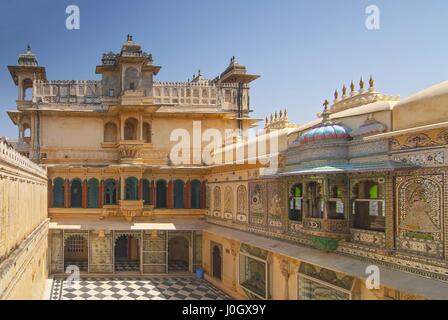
left=168, top=236, right=189, bottom=272
left=212, top=244, right=222, bottom=280
left=64, top=234, right=88, bottom=272
left=114, top=234, right=140, bottom=272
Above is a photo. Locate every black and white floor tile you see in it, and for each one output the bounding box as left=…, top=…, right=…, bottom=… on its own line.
left=49, top=277, right=232, bottom=300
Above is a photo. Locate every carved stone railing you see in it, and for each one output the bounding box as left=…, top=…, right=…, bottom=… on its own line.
left=0, top=141, right=46, bottom=177
left=33, top=80, right=102, bottom=105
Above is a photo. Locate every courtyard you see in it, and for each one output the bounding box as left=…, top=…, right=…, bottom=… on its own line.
left=47, top=276, right=232, bottom=300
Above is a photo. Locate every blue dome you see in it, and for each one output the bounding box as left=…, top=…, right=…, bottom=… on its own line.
left=299, top=123, right=350, bottom=145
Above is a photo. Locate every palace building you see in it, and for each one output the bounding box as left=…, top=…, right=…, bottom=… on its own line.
left=3, top=37, right=448, bottom=300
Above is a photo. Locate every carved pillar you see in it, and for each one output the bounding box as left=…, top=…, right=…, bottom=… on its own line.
left=200, top=181, right=206, bottom=209
left=120, top=176, right=125, bottom=200
left=99, top=179, right=104, bottom=208
left=116, top=179, right=121, bottom=201
left=48, top=179, right=53, bottom=208
left=64, top=179, right=70, bottom=208
left=138, top=179, right=143, bottom=201
left=280, top=259, right=291, bottom=300
left=167, top=180, right=173, bottom=209
left=82, top=179, right=88, bottom=208
left=185, top=180, right=191, bottom=209
left=150, top=180, right=155, bottom=206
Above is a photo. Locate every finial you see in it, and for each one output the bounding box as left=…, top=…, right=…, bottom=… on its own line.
left=369, top=75, right=375, bottom=88
left=26, top=44, right=31, bottom=52
left=279, top=110, right=283, bottom=119
left=323, top=99, right=330, bottom=111
left=322, top=100, right=331, bottom=123
left=334, top=89, right=339, bottom=100
left=284, top=109, right=288, bottom=119
left=198, top=69, right=201, bottom=76
left=274, top=111, right=278, bottom=120
left=342, top=85, right=347, bottom=97
left=270, top=114, right=274, bottom=122
left=359, top=77, right=365, bottom=91
left=265, top=116, right=269, bottom=124
left=127, top=34, right=131, bottom=41
left=350, top=81, right=355, bottom=92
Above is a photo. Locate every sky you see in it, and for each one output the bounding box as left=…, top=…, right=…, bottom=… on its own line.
left=1, top=0, right=448, bottom=138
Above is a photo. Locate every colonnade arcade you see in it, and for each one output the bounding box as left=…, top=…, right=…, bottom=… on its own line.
left=48, top=176, right=206, bottom=210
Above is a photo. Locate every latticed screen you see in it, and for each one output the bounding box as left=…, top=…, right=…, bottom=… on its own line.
left=66, top=235, right=86, bottom=253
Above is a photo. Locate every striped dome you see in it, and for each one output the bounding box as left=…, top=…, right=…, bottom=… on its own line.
left=299, top=123, right=350, bottom=145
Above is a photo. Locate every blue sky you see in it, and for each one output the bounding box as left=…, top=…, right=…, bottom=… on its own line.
left=1, top=0, right=447, bottom=138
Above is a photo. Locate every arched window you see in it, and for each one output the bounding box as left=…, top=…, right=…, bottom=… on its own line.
left=143, top=122, right=151, bottom=143
left=174, top=179, right=185, bottom=209
left=104, top=122, right=117, bottom=143
left=71, top=179, right=83, bottom=208
left=104, top=179, right=117, bottom=205
left=124, top=118, right=138, bottom=140
left=289, top=183, right=303, bottom=221
left=22, top=78, right=33, bottom=100
left=351, top=180, right=384, bottom=232
left=22, top=123, right=31, bottom=143
left=191, top=180, right=201, bottom=209
left=327, top=181, right=345, bottom=220
left=53, top=177, right=65, bottom=208
left=142, top=179, right=150, bottom=205
left=125, top=177, right=138, bottom=200
left=156, top=180, right=167, bottom=208
left=87, top=178, right=99, bottom=208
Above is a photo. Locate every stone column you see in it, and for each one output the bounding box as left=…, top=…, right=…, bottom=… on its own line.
left=64, top=179, right=70, bottom=208
left=120, top=176, right=125, bottom=200
left=150, top=180, right=155, bottom=206
left=116, top=179, right=121, bottom=201
left=99, top=179, right=104, bottom=208
left=82, top=179, right=88, bottom=208
left=167, top=180, right=173, bottom=209
left=200, top=181, right=206, bottom=209
left=48, top=179, right=53, bottom=208
left=184, top=180, right=191, bottom=209
left=138, top=179, right=143, bottom=201
left=280, top=259, right=291, bottom=300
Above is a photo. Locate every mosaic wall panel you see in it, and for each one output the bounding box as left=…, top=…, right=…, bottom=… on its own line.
left=89, top=231, right=113, bottom=273
left=350, top=229, right=386, bottom=248
left=50, top=230, right=64, bottom=273
left=393, top=150, right=445, bottom=166
left=205, top=186, right=211, bottom=210
left=267, top=181, right=286, bottom=229
left=224, top=186, right=233, bottom=220
left=213, top=186, right=221, bottom=217
left=236, top=185, right=248, bottom=223
left=142, top=231, right=167, bottom=274
left=249, top=182, right=267, bottom=226
left=396, top=174, right=444, bottom=258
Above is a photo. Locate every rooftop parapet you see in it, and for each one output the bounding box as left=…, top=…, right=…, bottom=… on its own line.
left=33, top=80, right=102, bottom=104
left=0, top=140, right=46, bottom=177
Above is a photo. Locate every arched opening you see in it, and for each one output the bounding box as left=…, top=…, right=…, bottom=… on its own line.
left=142, top=179, right=150, bottom=205
left=124, top=118, right=138, bottom=141
left=156, top=180, right=167, bottom=208
left=351, top=180, right=385, bottom=232
left=174, top=179, right=185, bottom=209
left=114, top=234, right=140, bottom=272
left=168, top=236, right=189, bottom=272
left=64, top=234, right=88, bottom=272
left=87, top=178, right=99, bottom=208
left=104, top=122, right=117, bottom=143
left=190, top=180, right=201, bottom=209
left=212, top=245, right=222, bottom=280
left=306, top=182, right=323, bottom=218
left=53, top=177, right=65, bottom=208
left=125, top=177, right=138, bottom=200
left=104, top=179, right=117, bottom=205
left=124, top=67, right=140, bottom=91
left=289, top=183, right=303, bottom=221
left=22, top=78, right=33, bottom=100
left=143, top=122, right=151, bottom=143
left=70, top=179, right=83, bottom=208
left=22, top=123, right=31, bottom=143
left=327, top=180, right=345, bottom=220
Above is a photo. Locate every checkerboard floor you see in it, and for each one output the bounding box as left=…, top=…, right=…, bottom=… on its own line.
left=49, top=277, right=232, bottom=300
